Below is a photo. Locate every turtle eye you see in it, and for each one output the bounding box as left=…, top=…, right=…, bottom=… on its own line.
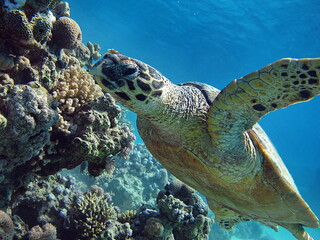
left=122, top=67, right=137, bottom=76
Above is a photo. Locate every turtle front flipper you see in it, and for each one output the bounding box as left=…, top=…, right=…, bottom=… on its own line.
left=208, top=58, right=320, bottom=143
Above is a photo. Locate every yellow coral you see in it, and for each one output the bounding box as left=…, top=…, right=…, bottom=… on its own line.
left=118, top=210, right=137, bottom=224
left=53, top=65, right=103, bottom=114
left=74, top=191, right=117, bottom=239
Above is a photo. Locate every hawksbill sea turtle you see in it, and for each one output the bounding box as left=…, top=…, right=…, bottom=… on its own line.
left=90, top=50, right=319, bottom=240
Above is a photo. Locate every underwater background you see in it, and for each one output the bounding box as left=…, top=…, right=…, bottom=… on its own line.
left=68, top=0, right=320, bottom=239
left=0, top=0, right=319, bottom=239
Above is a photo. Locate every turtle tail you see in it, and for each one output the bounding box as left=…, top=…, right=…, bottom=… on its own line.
left=279, top=223, right=315, bottom=240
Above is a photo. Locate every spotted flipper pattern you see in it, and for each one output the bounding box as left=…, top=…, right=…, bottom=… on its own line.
left=207, top=58, right=320, bottom=142
left=206, top=198, right=250, bottom=230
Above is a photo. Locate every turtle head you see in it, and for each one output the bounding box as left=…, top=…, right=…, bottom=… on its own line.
left=90, top=51, right=167, bottom=112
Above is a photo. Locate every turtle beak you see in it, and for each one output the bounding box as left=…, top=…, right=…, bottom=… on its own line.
left=90, top=52, right=139, bottom=83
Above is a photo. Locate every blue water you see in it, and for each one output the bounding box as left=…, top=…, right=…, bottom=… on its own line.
left=69, top=0, right=320, bottom=239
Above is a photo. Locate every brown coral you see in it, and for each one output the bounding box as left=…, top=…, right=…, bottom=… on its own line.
left=51, top=17, right=82, bottom=49
left=144, top=217, right=165, bottom=238
left=0, top=53, right=14, bottom=71
left=52, top=65, right=103, bottom=114
left=28, top=223, right=57, bottom=240
left=3, top=10, right=35, bottom=45
left=31, top=14, right=52, bottom=43
left=0, top=210, right=14, bottom=240
left=11, top=56, right=39, bottom=83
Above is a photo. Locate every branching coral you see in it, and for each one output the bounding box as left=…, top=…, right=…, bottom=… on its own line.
left=73, top=190, right=117, bottom=239
left=118, top=210, right=137, bottom=224
left=0, top=210, right=14, bottom=240
left=87, top=42, right=101, bottom=61
left=52, top=2, right=70, bottom=17
left=51, top=17, right=82, bottom=49
left=53, top=65, right=103, bottom=114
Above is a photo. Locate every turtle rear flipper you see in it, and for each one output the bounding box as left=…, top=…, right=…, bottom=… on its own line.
left=207, top=197, right=251, bottom=230
left=279, top=223, right=316, bottom=240
left=207, top=58, right=320, bottom=144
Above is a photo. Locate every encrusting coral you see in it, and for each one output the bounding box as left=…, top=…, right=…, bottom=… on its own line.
left=0, top=210, right=14, bottom=240
left=25, top=0, right=52, bottom=11
left=0, top=83, right=59, bottom=207
left=28, top=223, right=57, bottom=240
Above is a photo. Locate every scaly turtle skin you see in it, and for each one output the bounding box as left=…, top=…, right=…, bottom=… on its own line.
left=90, top=50, right=319, bottom=240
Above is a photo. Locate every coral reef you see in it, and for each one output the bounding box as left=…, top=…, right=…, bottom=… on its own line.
left=65, top=143, right=170, bottom=210
left=129, top=180, right=213, bottom=240
left=10, top=174, right=81, bottom=233
left=0, top=0, right=134, bottom=210
left=0, top=210, right=14, bottom=240
left=51, top=17, right=82, bottom=50
left=0, top=83, right=59, bottom=207
left=8, top=174, right=213, bottom=240
left=29, top=93, right=135, bottom=178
